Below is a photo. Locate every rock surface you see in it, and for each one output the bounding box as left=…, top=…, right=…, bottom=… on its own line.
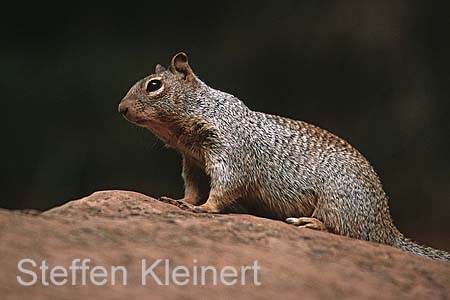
left=0, top=190, right=449, bottom=300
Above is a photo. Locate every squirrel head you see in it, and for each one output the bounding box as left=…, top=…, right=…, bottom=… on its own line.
left=118, top=52, right=206, bottom=141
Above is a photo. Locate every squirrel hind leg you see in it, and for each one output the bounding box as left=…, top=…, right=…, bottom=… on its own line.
left=285, top=217, right=328, bottom=232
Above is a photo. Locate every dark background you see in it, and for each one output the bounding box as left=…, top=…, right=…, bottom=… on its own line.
left=2, top=1, right=449, bottom=250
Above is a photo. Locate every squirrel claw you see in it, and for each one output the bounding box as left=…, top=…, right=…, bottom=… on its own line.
left=158, top=196, right=208, bottom=213
left=285, top=217, right=327, bottom=231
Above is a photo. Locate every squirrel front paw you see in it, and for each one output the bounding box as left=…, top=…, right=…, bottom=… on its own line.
left=158, top=196, right=208, bottom=213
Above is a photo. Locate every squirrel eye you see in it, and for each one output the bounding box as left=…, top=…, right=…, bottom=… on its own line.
left=146, top=79, right=162, bottom=92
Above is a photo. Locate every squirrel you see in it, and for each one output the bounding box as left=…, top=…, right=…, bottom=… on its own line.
left=118, top=52, right=450, bottom=261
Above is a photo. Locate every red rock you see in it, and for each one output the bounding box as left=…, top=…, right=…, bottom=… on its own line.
left=0, top=190, right=449, bottom=300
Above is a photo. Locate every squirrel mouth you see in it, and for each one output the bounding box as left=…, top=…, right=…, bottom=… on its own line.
left=127, top=114, right=151, bottom=125
left=121, top=114, right=148, bottom=126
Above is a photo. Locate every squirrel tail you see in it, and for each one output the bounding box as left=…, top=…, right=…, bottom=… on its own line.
left=394, top=235, right=450, bottom=262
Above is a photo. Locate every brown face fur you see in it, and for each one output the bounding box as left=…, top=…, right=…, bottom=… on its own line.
left=118, top=52, right=202, bottom=144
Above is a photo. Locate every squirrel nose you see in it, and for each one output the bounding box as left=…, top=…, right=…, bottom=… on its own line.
left=118, top=103, right=129, bottom=115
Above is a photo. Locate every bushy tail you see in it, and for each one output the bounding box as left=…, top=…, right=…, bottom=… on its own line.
left=395, top=235, right=450, bottom=262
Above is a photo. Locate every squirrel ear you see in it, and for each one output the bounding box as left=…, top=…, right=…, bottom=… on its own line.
left=155, top=64, right=166, bottom=74
left=169, top=52, right=196, bottom=81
